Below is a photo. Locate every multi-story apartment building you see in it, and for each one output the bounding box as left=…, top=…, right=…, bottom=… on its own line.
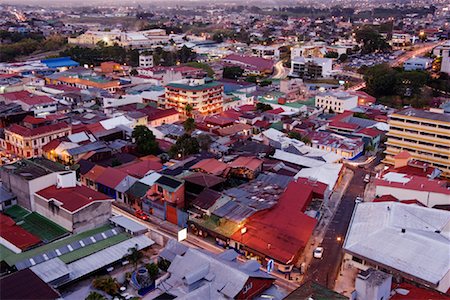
left=433, top=41, right=450, bottom=75
left=161, top=79, right=224, bottom=117
left=1, top=117, right=71, bottom=158
left=384, top=108, right=450, bottom=178
left=290, top=57, right=333, bottom=79
left=315, top=91, right=358, bottom=113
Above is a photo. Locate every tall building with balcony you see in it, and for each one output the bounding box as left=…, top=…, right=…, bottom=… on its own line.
left=384, top=108, right=450, bottom=178
left=162, top=79, right=224, bottom=117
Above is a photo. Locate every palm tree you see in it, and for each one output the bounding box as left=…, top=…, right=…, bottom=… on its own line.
left=125, top=244, right=144, bottom=270
left=183, top=117, right=196, bottom=134
left=85, top=291, right=106, bottom=300
left=185, top=104, right=193, bottom=118
left=92, top=276, right=119, bottom=295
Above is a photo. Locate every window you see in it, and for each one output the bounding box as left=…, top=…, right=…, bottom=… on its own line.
left=352, top=256, right=363, bottom=264
left=243, top=282, right=253, bottom=293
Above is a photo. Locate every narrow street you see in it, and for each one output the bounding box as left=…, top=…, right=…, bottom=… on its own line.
left=303, top=156, right=382, bottom=288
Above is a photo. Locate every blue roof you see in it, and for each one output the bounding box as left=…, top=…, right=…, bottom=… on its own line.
left=41, top=57, right=79, bottom=69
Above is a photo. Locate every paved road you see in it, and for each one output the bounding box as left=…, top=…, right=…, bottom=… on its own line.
left=390, top=42, right=443, bottom=68
left=272, top=61, right=289, bottom=79
left=303, top=156, right=382, bottom=288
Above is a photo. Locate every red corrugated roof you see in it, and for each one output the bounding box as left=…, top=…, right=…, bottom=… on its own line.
left=231, top=181, right=317, bottom=263
left=0, top=214, right=41, bottom=250
left=229, top=156, right=263, bottom=172
left=117, top=160, right=163, bottom=178
left=375, top=175, right=450, bottom=195
left=391, top=283, right=450, bottom=299
left=6, top=122, right=70, bottom=137
left=329, top=121, right=359, bottom=130
left=23, top=115, right=47, bottom=125
left=36, top=185, right=112, bottom=213
left=223, top=54, right=274, bottom=71
left=95, top=167, right=128, bottom=189
left=190, top=158, right=229, bottom=176
left=42, top=139, right=62, bottom=153
left=356, top=127, right=383, bottom=138
left=1, top=91, right=55, bottom=106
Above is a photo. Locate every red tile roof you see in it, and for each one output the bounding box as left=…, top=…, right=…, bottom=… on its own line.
left=394, top=150, right=411, bottom=160
left=1, top=91, right=55, bottom=106
left=265, top=107, right=284, bottom=114
left=223, top=54, right=274, bottom=72
left=375, top=175, right=450, bottom=195
left=229, top=156, right=263, bottom=172
left=231, top=181, right=317, bottom=263
left=83, top=165, right=106, bottom=182
left=253, top=120, right=270, bottom=128
left=23, top=115, right=47, bottom=125
left=117, top=160, right=163, bottom=178
left=190, top=158, right=229, bottom=176
left=391, top=283, right=450, bottom=300
left=329, top=121, right=359, bottom=130
left=0, top=214, right=41, bottom=250
left=356, top=127, right=383, bottom=138
left=42, top=139, right=62, bottom=153
left=6, top=122, right=70, bottom=137
left=96, top=167, right=128, bottom=189
left=36, top=185, right=112, bottom=213
left=45, top=84, right=81, bottom=92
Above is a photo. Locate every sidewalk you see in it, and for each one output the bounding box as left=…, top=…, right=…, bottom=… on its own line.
left=294, top=168, right=354, bottom=280
left=334, top=257, right=358, bottom=298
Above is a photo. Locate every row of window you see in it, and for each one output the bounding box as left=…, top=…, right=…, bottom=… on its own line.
left=390, top=117, right=450, bottom=131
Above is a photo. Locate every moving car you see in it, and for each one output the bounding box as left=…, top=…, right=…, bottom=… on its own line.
left=135, top=209, right=149, bottom=221
left=313, top=247, right=324, bottom=259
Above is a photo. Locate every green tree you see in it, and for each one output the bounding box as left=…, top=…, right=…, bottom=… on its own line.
left=185, top=104, right=193, bottom=118
left=92, top=276, right=120, bottom=295
left=355, top=26, right=390, bottom=54
left=223, top=66, right=244, bottom=79
left=395, top=71, right=428, bottom=98
left=132, top=125, right=159, bottom=155
left=125, top=244, right=144, bottom=270
left=85, top=291, right=106, bottom=300
left=178, top=45, right=196, bottom=63
left=197, top=134, right=212, bottom=151
left=324, top=52, right=339, bottom=58
left=288, top=131, right=311, bottom=144
left=183, top=117, right=196, bottom=134
left=185, top=62, right=215, bottom=77
left=130, top=69, right=138, bottom=76
left=363, top=63, right=397, bottom=97
left=256, top=102, right=273, bottom=112
left=169, top=134, right=200, bottom=158
left=338, top=53, right=348, bottom=62
left=145, top=263, right=159, bottom=280
left=158, top=259, right=171, bottom=272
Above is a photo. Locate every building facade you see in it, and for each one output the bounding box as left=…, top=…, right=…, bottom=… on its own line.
left=162, top=79, right=224, bottom=117
left=315, top=92, right=358, bottom=113
left=384, top=108, right=450, bottom=178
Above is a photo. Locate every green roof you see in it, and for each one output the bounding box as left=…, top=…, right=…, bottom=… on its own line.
left=5, top=206, right=68, bottom=242
left=270, top=121, right=284, bottom=131
left=126, top=181, right=150, bottom=198
left=59, top=232, right=129, bottom=263
left=166, top=81, right=222, bottom=91
left=257, top=93, right=306, bottom=109
left=4, top=225, right=113, bottom=266
left=0, top=244, right=15, bottom=262
left=285, top=281, right=348, bottom=300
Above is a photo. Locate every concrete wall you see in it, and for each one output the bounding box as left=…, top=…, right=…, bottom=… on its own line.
left=34, top=193, right=73, bottom=231
left=0, top=236, right=22, bottom=253
left=375, top=185, right=449, bottom=208
left=72, top=201, right=112, bottom=233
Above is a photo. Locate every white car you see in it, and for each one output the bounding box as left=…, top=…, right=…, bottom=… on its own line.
left=364, top=174, right=370, bottom=183
left=355, top=196, right=364, bottom=204
left=313, top=247, right=324, bottom=259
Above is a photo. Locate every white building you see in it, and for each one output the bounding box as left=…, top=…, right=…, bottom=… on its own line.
left=315, top=91, right=358, bottom=113
left=290, top=57, right=333, bottom=78
left=343, top=202, right=450, bottom=293
left=403, top=57, right=432, bottom=71
left=251, top=45, right=280, bottom=60
left=433, top=41, right=450, bottom=75
left=139, top=54, right=153, bottom=68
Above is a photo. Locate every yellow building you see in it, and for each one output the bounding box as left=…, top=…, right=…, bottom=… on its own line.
left=384, top=108, right=450, bottom=178
left=162, top=79, right=223, bottom=117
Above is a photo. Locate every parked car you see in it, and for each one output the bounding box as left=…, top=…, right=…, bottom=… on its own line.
left=135, top=209, right=149, bottom=221
left=364, top=174, right=370, bottom=183
left=355, top=196, right=364, bottom=203
left=313, top=247, right=324, bottom=259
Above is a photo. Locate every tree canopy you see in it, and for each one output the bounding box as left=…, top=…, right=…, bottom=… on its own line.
left=169, top=134, right=200, bottom=158
left=132, top=125, right=159, bottom=155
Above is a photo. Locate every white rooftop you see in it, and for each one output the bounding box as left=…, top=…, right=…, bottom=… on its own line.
left=294, top=163, right=343, bottom=190
left=100, top=115, right=133, bottom=130
left=344, top=202, right=450, bottom=289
